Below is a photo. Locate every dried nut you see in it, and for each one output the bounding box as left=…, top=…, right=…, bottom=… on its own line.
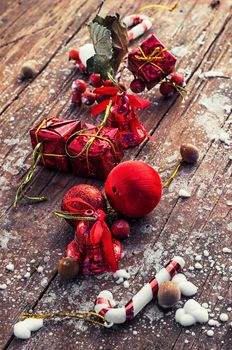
left=180, top=143, right=199, bottom=164
left=157, top=281, right=181, bottom=308
left=57, top=257, right=80, bottom=279
left=20, top=60, right=37, bottom=79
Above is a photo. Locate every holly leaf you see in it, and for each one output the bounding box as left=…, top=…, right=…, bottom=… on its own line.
left=87, top=22, right=113, bottom=78
left=93, top=14, right=128, bottom=73
left=88, top=22, right=112, bottom=59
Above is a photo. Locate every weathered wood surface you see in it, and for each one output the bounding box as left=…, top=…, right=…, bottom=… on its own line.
left=0, top=0, right=231, bottom=349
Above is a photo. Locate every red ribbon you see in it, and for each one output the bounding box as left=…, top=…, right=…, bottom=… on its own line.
left=65, top=198, right=118, bottom=272
left=91, top=86, right=151, bottom=116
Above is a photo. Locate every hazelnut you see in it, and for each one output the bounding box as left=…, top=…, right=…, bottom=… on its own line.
left=57, top=257, right=80, bottom=279
left=180, top=143, right=199, bottom=164
left=20, top=60, right=37, bottom=79
left=157, top=281, right=181, bottom=308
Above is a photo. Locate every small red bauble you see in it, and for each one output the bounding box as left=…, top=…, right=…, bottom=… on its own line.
left=111, top=219, right=130, bottom=239
left=130, top=78, right=146, bottom=93
left=160, top=82, right=175, bottom=97
left=90, top=74, right=103, bottom=87
left=61, top=184, right=107, bottom=226
left=82, top=92, right=96, bottom=105
left=72, top=92, right=82, bottom=106
left=170, top=72, right=185, bottom=86
left=73, top=79, right=87, bottom=94
left=69, top=49, right=80, bottom=63
left=104, top=161, right=162, bottom=218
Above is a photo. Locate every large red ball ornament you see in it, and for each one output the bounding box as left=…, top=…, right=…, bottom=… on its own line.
left=104, top=161, right=162, bottom=218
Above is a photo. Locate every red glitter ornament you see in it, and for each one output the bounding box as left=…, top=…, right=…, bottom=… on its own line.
left=61, top=184, right=107, bottom=227
left=105, top=161, right=162, bottom=218
left=111, top=219, right=130, bottom=239
left=130, top=78, right=146, bottom=93
left=160, top=82, right=175, bottom=97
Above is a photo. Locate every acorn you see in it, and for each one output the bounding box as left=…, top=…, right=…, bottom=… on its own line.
left=157, top=281, right=181, bottom=308
left=57, top=257, right=80, bottom=279
left=180, top=143, right=199, bottom=164
left=20, top=60, right=37, bottom=79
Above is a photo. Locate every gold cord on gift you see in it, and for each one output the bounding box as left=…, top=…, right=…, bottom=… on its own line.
left=139, top=2, right=178, bottom=12
left=135, top=46, right=167, bottom=73
left=162, top=160, right=183, bottom=188
left=13, top=142, right=48, bottom=208
left=65, top=101, right=117, bottom=174
left=22, top=311, right=108, bottom=327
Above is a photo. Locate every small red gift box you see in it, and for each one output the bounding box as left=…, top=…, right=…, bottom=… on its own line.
left=67, top=123, right=124, bottom=180
left=128, top=34, right=176, bottom=87
left=30, top=117, right=81, bottom=172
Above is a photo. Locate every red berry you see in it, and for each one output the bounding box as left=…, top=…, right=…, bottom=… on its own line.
left=72, top=79, right=87, bottom=94
left=130, top=78, right=146, bottom=93
left=90, top=74, right=103, bottom=87
left=72, top=92, right=82, bottom=106
left=69, top=49, right=80, bottom=63
left=170, top=72, right=185, bottom=86
left=111, top=219, right=130, bottom=240
left=103, top=80, right=114, bottom=86
left=160, top=82, right=175, bottom=97
left=82, top=92, right=96, bottom=106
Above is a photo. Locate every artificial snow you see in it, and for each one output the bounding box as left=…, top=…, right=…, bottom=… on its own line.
left=208, top=319, right=220, bottom=327
left=6, top=263, right=14, bottom=272
left=222, top=247, right=232, bottom=254
left=113, top=269, right=130, bottom=286
left=175, top=299, right=208, bottom=326
left=172, top=274, right=197, bottom=297
left=14, top=318, right=43, bottom=339
left=206, top=330, right=214, bottom=337
left=203, top=71, right=224, bottom=78
left=178, top=189, right=191, bottom=198
left=219, top=313, right=228, bottom=322
left=37, top=266, right=44, bottom=273
left=0, top=283, right=7, bottom=290
left=194, top=263, right=203, bottom=270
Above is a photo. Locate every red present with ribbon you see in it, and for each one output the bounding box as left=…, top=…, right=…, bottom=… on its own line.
left=66, top=123, right=124, bottom=180
left=128, top=34, right=176, bottom=87
left=30, top=117, right=81, bottom=172
left=56, top=198, right=123, bottom=275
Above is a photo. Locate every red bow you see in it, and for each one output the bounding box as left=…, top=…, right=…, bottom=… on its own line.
left=65, top=198, right=118, bottom=272
left=91, top=86, right=151, bottom=116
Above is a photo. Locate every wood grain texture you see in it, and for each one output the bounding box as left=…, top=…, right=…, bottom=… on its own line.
left=0, top=0, right=231, bottom=349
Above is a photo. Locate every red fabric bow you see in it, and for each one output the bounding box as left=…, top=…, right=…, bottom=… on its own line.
left=91, top=86, right=151, bottom=116
left=65, top=198, right=118, bottom=272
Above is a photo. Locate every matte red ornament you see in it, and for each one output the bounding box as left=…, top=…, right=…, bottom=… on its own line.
left=105, top=161, right=162, bottom=218
left=111, top=219, right=130, bottom=239
left=61, top=184, right=107, bottom=227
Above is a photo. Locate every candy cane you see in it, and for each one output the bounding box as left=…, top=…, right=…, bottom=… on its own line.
left=123, top=15, right=152, bottom=41
left=94, top=256, right=185, bottom=325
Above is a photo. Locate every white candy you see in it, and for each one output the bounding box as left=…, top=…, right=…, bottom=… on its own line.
left=208, top=319, right=220, bottom=327
left=175, top=299, right=208, bottom=327
left=222, top=247, right=232, bottom=254
left=79, top=44, right=95, bottom=66
left=14, top=322, right=31, bottom=340
left=172, top=273, right=187, bottom=284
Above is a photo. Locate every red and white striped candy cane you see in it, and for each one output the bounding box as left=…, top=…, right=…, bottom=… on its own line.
left=95, top=256, right=185, bottom=325
left=123, top=15, right=152, bottom=41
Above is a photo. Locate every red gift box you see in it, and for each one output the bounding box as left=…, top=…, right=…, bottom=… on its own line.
left=30, top=117, right=81, bottom=172
left=67, top=123, right=124, bottom=180
left=128, top=34, right=176, bottom=87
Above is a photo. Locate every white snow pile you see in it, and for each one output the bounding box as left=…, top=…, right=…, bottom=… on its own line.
left=14, top=318, right=43, bottom=340
left=172, top=274, right=198, bottom=297
left=175, top=299, right=209, bottom=326
left=113, top=269, right=130, bottom=288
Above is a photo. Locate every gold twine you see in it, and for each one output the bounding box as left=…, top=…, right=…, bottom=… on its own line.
left=162, top=160, right=183, bottom=188
left=139, top=2, right=178, bottom=13
left=22, top=311, right=108, bottom=327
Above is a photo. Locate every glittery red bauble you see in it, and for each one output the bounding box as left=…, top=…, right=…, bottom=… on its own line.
left=104, top=161, right=162, bottom=218
left=61, top=184, right=107, bottom=227
left=111, top=219, right=130, bottom=239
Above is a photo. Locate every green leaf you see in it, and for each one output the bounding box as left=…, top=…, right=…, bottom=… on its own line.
left=88, top=22, right=113, bottom=60
left=86, top=55, right=113, bottom=79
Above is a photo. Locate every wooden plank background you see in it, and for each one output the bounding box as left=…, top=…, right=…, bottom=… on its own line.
left=0, top=0, right=231, bottom=349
